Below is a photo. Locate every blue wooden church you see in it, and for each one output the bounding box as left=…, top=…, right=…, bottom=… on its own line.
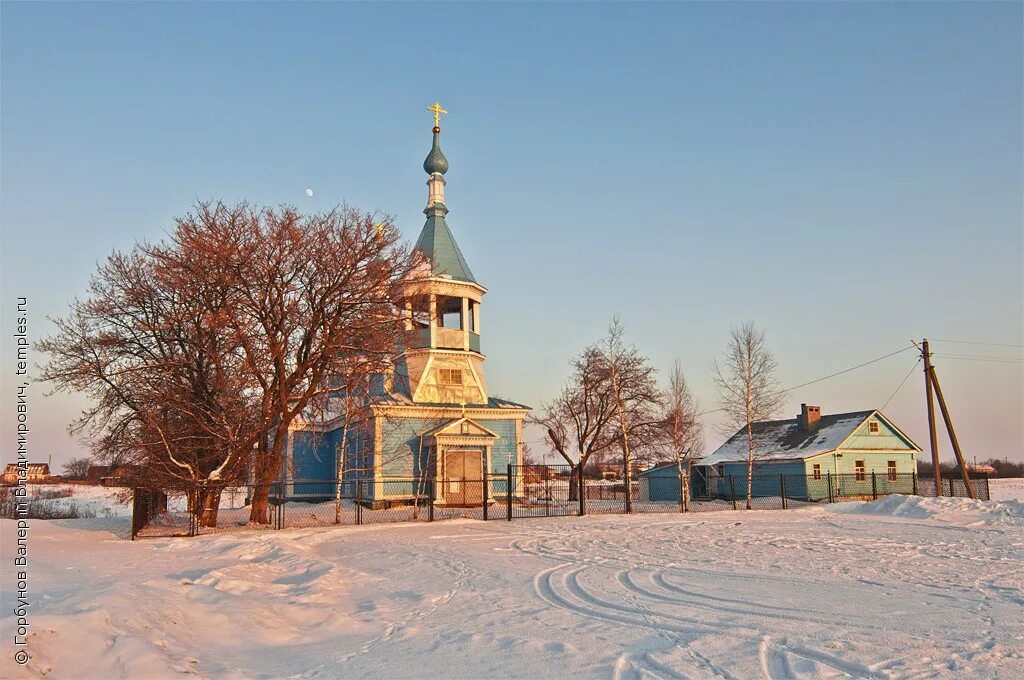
left=284, top=107, right=529, bottom=507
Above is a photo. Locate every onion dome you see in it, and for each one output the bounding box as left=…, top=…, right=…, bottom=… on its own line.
left=423, top=128, right=449, bottom=175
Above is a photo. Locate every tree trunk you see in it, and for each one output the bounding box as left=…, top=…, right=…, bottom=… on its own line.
left=250, top=428, right=289, bottom=524
left=568, top=465, right=579, bottom=502
left=199, top=487, right=222, bottom=528
left=335, top=424, right=350, bottom=525
left=746, top=420, right=755, bottom=510
left=678, top=461, right=690, bottom=513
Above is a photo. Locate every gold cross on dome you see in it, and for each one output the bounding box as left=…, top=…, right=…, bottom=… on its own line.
left=426, top=101, right=448, bottom=127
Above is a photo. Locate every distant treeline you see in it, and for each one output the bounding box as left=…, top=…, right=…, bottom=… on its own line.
left=917, top=458, right=1023, bottom=478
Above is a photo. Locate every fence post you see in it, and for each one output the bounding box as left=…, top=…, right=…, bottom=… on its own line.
left=912, top=471, right=918, bottom=496
left=984, top=476, right=991, bottom=501
left=428, top=478, right=435, bottom=522
left=827, top=471, right=833, bottom=504
left=130, top=489, right=138, bottom=540
left=780, top=475, right=787, bottom=510
left=948, top=477, right=954, bottom=498
left=356, top=480, right=363, bottom=525
left=729, top=475, right=737, bottom=511
left=507, top=463, right=513, bottom=521
left=277, top=495, right=284, bottom=530
left=871, top=471, right=878, bottom=500
left=679, top=472, right=686, bottom=513
left=482, top=471, right=489, bottom=521
left=578, top=468, right=586, bottom=516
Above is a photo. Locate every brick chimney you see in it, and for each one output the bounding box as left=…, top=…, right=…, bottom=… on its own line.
left=798, top=404, right=821, bottom=431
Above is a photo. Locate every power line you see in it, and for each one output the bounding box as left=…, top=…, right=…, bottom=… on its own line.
left=934, top=354, right=1024, bottom=364
left=533, top=344, right=921, bottom=440
left=694, top=344, right=916, bottom=418
left=932, top=338, right=1024, bottom=349
left=780, top=345, right=916, bottom=394
left=882, top=358, right=921, bottom=410
left=935, top=352, right=1023, bottom=361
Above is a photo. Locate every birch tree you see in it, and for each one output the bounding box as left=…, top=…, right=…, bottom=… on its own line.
left=712, top=322, right=784, bottom=509
left=601, top=318, right=661, bottom=512
left=659, top=361, right=703, bottom=511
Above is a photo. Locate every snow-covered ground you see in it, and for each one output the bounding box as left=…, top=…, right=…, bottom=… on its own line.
left=2, top=496, right=1022, bottom=679
left=989, top=477, right=1024, bottom=502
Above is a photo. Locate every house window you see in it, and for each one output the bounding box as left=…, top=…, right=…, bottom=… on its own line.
left=812, top=464, right=821, bottom=480
left=717, top=464, right=725, bottom=477
left=439, top=368, right=463, bottom=385
left=868, top=421, right=880, bottom=434
left=887, top=460, right=897, bottom=481
left=855, top=460, right=866, bottom=481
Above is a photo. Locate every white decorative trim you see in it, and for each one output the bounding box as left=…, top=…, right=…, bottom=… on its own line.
left=373, top=404, right=528, bottom=419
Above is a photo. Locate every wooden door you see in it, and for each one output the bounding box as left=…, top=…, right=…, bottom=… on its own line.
left=443, top=448, right=484, bottom=506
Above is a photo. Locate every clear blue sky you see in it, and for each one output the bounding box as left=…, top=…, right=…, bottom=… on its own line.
left=3, top=1, right=1022, bottom=468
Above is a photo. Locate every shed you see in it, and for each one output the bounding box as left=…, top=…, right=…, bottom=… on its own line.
left=636, top=462, right=692, bottom=503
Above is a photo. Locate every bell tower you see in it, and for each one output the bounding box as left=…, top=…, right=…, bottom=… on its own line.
left=395, top=104, right=489, bottom=405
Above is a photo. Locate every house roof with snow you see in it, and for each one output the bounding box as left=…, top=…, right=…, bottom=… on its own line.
left=2, top=462, right=50, bottom=478
left=697, top=408, right=921, bottom=467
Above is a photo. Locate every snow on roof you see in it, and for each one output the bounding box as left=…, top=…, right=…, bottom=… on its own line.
left=698, top=410, right=874, bottom=466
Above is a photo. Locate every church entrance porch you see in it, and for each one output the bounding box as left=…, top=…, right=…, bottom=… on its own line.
left=425, top=416, right=499, bottom=508
left=442, top=447, right=484, bottom=506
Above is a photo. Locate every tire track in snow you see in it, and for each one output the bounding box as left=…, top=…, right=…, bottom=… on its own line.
left=533, top=564, right=713, bottom=636
left=536, top=564, right=897, bottom=680
left=634, top=571, right=889, bottom=634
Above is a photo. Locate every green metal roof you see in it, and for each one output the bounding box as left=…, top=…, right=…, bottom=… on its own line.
left=415, top=204, right=477, bottom=283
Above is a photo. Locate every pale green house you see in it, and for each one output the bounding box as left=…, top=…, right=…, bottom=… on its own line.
left=693, top=404, right=922, bottom=501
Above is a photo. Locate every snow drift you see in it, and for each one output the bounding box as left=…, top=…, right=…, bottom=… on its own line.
left=832, top=493, right=1024, bottom=527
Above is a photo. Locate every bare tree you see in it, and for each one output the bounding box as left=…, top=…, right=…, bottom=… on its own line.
left=39, top=248, right=259, bottom=527
left=659, top=361, right=703, bottom=511
left=534, top=346, right=617, bottom=503
left=159, top=202, right=414, bottom=523
left=535, top=322, right=661, bottom=511
left=712, top=322, right=784, bottom=509
left=601, top=318, right=662, bottom=512
left=42, top=201, right=414, bottom=526
left=61, top=457, right=92, bottom=481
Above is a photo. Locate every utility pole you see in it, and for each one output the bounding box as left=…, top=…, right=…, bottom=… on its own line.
left=929, top=366, right=976, bottom=499
left=921, top=339, right=942, bottom=496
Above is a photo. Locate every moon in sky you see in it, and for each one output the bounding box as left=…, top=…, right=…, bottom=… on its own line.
left=305, top=188, right=314, bottom=197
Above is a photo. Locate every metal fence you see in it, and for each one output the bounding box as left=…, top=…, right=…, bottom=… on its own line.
left=131, top=468, right=991, bottom=538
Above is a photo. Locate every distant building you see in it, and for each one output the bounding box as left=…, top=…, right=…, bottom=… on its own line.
left=637, top=462, right=690, bottom=503
left=594, top=463, right=620, bottom=480
left=2, top=463, right=51, bottom=484
left=86, top=464, right=141, bottom=487
left=692, top=404, right=921, bottom=500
